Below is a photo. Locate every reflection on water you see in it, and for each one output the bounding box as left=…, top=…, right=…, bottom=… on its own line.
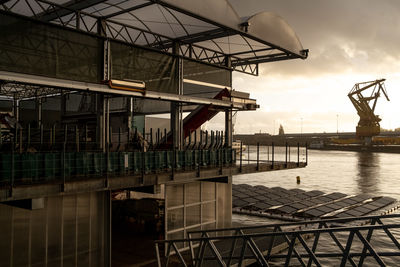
left=356, top=152, right=380, bottom=194
left=235, top=148, right=400, bottom=199
left=234, top=149, right=400, bottom=265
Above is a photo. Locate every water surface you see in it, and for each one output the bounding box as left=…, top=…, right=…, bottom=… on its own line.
left=233, top=149, right=400, bottom=265
left=235, top=149, right=400, bottom=199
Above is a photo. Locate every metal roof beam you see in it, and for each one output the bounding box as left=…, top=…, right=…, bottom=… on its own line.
left=38, top=0, right=109, bottom=22
left=232, top=53, right=299, bottom=65
left=101, top=1, right=154, bottom=19
left=177, top=28, right=234, bottom=44
left=151, top=28, right=233, bottom=51
left=232, top=64, right=258, bottom=76
left=229, top=47, right=275, bottom=57
left=154, top=0, right=303, bottom=58
left=2, top=2, right=299, bottom=76
left=255, top=55, right=301, bottom=63
left=0, top=71, right=246, bottom=108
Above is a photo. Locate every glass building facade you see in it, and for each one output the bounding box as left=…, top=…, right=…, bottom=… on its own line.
left=0, top=191, right=110, bottom=267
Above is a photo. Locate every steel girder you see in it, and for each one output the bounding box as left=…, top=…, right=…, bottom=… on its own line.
left=0, top=71, right=252, bottom=109
left=0, top=81, right=61, bottom=100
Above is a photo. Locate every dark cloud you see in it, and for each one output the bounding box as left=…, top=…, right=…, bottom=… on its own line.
left=219, top=1, right=400, bottom=133
left=229, top=0, right=400, bottom=77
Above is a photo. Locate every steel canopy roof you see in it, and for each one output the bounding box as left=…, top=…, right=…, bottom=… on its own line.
left=0, top=0, right=308, bottom=75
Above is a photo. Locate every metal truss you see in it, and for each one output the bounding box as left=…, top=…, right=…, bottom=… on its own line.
left=155, top=214, right=400, bottom=267
left=0, top=0, right=305, bottom=76
left=0, top=81, right=61, bottom=100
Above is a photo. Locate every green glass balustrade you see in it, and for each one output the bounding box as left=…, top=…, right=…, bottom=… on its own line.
left=0, top=149, right=240, bottom=184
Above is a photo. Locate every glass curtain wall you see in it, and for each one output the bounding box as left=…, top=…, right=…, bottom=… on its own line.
left=0, top=191, right=109, bottom=267
left=165, top=181, right=220, bottom=248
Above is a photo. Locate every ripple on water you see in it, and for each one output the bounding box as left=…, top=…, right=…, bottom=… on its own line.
left=233, top=149, right=400, bottom=265
left=235, top=149, right=400, bottom=198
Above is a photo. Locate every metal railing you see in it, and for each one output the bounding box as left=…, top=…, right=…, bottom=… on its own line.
left=0, top=125, right=308, bottom=187
left=0, top=125, right=250, bottom=153
left=0, top=148, right=236, bottom=186
left=238, top=142, right=308, bottom=172
left=155, top=214, right=400, bottom=267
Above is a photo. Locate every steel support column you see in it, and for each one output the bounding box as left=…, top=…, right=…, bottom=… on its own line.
left=12, top=98, right=19, bottom=149
left=105, top=97, right=110, bottom=149
left=99, top=21, right=109, bottom=151
left=171, top=102, right=183, bottom=150
left=102, top=39, right=110, bottom=82
left=36, top=98, right=42, bottom=128
left=97, top=94, right=105, bottom=150
left=224, top=56, right=233, bottom=148
left=128, top=97, right=134, bottom=131
left=171, top=42, right=183, bottom=150
left=104, top=190, right=112, bottom=267
left=60, top=91, right=66, bottom=117
left=101, top=97, right=110, bottom=152
left=12, top=98, right=19, bottom=122
left=225, top=109, right=232, bottom=147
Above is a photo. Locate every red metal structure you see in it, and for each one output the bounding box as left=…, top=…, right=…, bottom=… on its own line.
left=160, top=88, right=231, bottom=147
left=182, top=88, right=231, bottom=138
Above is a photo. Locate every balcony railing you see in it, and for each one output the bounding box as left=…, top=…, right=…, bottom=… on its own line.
left=0, top=148, right=237, bottom=186
left=237, top=142, right=308, bottom=172
left=0, top=126, right=307, bottom=188
left=155, top=214, right=400, bottom=267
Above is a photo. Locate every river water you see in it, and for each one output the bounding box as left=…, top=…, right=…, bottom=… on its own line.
left=235, top=148, right=400, bottom=199
left=233, top=148, right=400, bottom=266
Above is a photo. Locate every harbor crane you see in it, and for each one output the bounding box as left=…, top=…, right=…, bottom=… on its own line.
left=348, top=79, right=389, bottom=144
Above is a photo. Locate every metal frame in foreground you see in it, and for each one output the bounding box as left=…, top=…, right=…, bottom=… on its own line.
left=155, top=214, right=400, bottom=266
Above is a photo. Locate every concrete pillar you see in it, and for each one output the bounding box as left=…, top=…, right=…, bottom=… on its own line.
left=225, top=109, right=232, bottom=147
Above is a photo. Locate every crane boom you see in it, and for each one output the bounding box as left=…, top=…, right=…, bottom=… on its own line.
left=348, top=79, right=389, bottom=138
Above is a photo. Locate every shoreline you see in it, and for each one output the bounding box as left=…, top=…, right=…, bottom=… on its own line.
left=309, top=144, right=400, bottom=153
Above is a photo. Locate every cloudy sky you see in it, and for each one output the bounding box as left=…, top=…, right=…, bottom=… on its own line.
left=209, top=0, right=400, bottom=134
